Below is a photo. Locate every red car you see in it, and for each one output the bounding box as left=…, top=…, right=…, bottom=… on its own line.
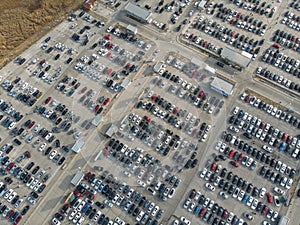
left=222, top=209, right=229, bottom=219
left=84, top=172, right=91, bottom=181
left=198, top=208, right=206, bottom=218
left=13, top=215, right=22, bottom=225
left=259, top=122, right=266, bottom=129
left=237, top=153, right=244, bottom=162
left=103, top=98, right=110, bottom=106
left=245, top=95, right=251, bottom=103
left=45, top=96, right=52, bottom=104
left=230, top=161, right=239, bottom=168
left=237, top=12, right=241, bottom=18
left=24, top=151, right=31, bottom=158
left=189, top=189, right=196, bottom=199
left=125, top=63, right=131, bottom=69
left=198, top=90, right=204, bottom=98
left=272, top=43, right=280, bottom=49
left=228, top=150, right=235, bottom=159
left=81, top=87, right=87, bottom=93
left=28, top=121, right=35, bottom=129
left=5, top=210, right=14, bottom=219
left=94, top=105, right=100, bottom=112
left=261, top=205, right=268, bottom=216
left=104, top=35, right=111, bottom=40
left=282, top=133, right=288, bottom=141
left=60, top=204, right=69, bottom=215
left=6, top=162, right=14, bottom=171
left=172, top=107, right=179, bottom=114
left=151, top=94, right=157, bottom=100
left=266, top=192, right=273, bottom=203
left=144, top=115, right=151, bottom=122
left=211, top=162, right=217, bottom=171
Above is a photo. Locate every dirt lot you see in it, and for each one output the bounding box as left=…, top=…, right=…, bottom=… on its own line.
left=0, top=0, right=83, bottom=68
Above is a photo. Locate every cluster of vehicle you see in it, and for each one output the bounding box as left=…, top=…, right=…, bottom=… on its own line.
left=228, top=0, right=277, bottom=18
left=290, top=1, right=300, bottom=12
left=262, top=47, right=300, bottom=77
left=3, top=77, right=43, bottom=107
left=183, top=188, right=245, bottom=225
left=272, top=28, right=300, bottom=53
left=157, top=66, right=221, bottom=114
left=231, top=105, right=300, bottom=160
left=0, top=190, right=23, bottom=225
left=240, top=92, right=300, bottom=131
left=183, top=31, right=222, bottom=56
left=85, top=171, right=163, bottom=225
left=216, top=139, right=256, bottom=170
left=55, top=180, right=110, bottom=225
left=31, top=57, right=64, bottom=85
left=190, top=15, right=260, bottom=59
left=79, top=88, right=110, bottom=115
left=199, top=162, right=280, bottom=222
left=258, top=164, right=294, bottom=190
left=106, top=25, right=151, bottom=52
left=1, top=113, right=21, bottom=132
left=256, top=67, right=300, bottom=92
left=167, top=0, right=191, bottom=25
left=55, top=75, right=81, bottom=97
left=282, top=11, right=300, bottom=32
left=211, top=3, right=267, bottom=37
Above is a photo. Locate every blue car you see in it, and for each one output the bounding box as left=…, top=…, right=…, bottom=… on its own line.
left=193, top=205, right=201, bottom=215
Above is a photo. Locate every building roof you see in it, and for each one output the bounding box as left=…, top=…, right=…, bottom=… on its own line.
left=124, top=3, right=152, bottom=22
left=121, top=77, right=131, bottom=89
left=92, top=115, right=103, bottom=126
left=153, top=61, right=164, bottom=72
left=221, top=47, right=251, bottom=68
left=210, top=77, right=234, bottom=96
left=105, top=124, right=118, bottom=137
left=72, top=140, right=85, bottom=153
left=127, top=24, right=138, bottom=34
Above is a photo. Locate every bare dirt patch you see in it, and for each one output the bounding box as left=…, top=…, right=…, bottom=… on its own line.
left=0, top=0, right=83, bottom=68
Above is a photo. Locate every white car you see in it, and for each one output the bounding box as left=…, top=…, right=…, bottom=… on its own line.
left=38, top=143, right=47, bottom=151
left=205, top=183, right=215, bottom=191
left=219, top=191, right=228, bottom=199
left=69, top=210, right=77, bottom=220
left=151, top=205, right=159, bottom=216
left=49, top=150, right=57, bottom=160
left=273, top=187, right=285, bottom=195
left=199, top=168, right=207, bottom=178
left=215, top=141, right=222, bottom=150
left=137, top=180, right=146, bottom=188
left=246, top=196, right=254, bottom=207
left=232, top=106, right=239, bottom=115
left=237, top=190, right=245, bottom=201
left=183, top=199, right=190, bottom=209
left=180, top=216, right=191, bottom=225
left=285, top=178, right=293, bottom=189
left=136, top=211, right=145, bottom=222
left=259, top=188, right=266, bottom=198
left=251, top=199, right=258, bottom=210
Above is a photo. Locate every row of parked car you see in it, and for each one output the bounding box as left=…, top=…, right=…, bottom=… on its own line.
left=183, top=187, right=245, bottom=225
left=85, top=171, right=163, bottom=225
left=272, top=28, right=300, bottom=53
left=228, top=0, right=277, bottom=18
left=240, top=91, right=300, bottom=131
left=283, top=10, right=300, bottom=32
left=262, top=47, right=300, bottom=77
left=232, top=105, right=300, bottom=160
left=191, top=15, right=260, bottom=58
left=199, top=161, right=279, bottom=222
left=256, top=67, right=300, bottom=93
left=258, top=164, right=293, bottom=190
left=213, top=5, right=267, bottom=37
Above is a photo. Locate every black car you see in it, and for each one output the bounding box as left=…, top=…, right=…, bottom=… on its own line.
left=21, top=205, right=30, bottom=215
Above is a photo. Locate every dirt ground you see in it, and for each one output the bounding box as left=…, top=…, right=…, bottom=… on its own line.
left=0, top=0, right=83, bottom=68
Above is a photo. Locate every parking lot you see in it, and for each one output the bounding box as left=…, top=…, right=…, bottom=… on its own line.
left=0, top=1, right=299, bottom=225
